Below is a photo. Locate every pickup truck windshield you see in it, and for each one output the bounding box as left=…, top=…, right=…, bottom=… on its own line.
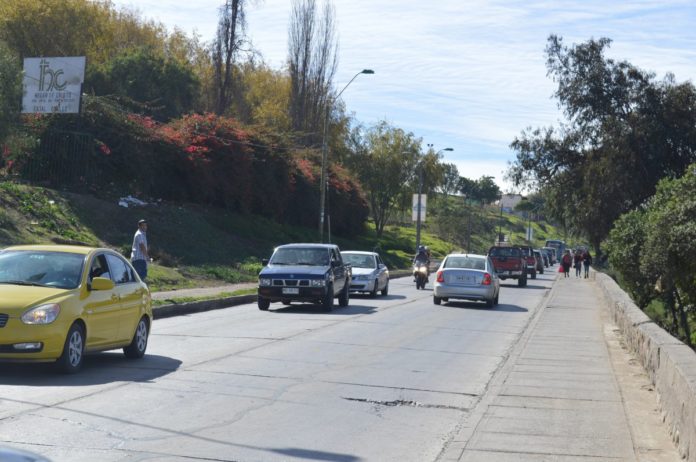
left=271, top=248, right=330, bottom=266
left=489, top=247, right=521, bottom=257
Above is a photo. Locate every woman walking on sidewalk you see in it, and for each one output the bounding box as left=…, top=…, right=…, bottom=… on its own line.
left=561, top=250, right=572, bottom=278
left=573, top=250, right=583, bottom=277
left=583, top=250, right=593, bottom=278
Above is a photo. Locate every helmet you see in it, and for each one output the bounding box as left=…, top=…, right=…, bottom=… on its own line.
left=418, top=245, right=425, bottom=252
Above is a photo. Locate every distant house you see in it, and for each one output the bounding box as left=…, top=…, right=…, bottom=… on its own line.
left=499, top=194, right=523, bottom=213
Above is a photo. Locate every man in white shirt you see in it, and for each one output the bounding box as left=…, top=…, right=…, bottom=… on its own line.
left=131, top=219, right=149, bottom=281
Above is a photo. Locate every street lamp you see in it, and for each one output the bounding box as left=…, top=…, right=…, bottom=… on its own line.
left=319, top=69, right=374, bottom=242
left=415, top=145, right=453, bottom=251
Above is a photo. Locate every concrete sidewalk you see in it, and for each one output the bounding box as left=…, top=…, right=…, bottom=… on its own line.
left=442, top=273, right=680, bottom=461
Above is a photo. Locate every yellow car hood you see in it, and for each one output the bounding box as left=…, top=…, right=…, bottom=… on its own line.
left=0, top=284, right=71, bottom=315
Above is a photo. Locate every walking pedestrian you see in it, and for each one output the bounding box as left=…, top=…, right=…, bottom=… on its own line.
left=561, top=250, right=572, bottom=278
left=583, top=250, right=593, bottom=279
left=573, top=250, right=583, bottom=278
left=131, top=219, right=149, bottom=281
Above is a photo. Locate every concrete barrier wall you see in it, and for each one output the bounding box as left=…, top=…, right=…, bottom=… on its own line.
left=595, top=272, right=696, bottom=461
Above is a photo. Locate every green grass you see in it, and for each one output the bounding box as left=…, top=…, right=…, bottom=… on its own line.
left=152, top=288, right=257, bottom=306
left=0, top=182, right=563, bottom=293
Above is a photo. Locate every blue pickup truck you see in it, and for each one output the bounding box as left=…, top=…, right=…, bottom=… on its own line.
left=257, top=243, right=351, bottom=312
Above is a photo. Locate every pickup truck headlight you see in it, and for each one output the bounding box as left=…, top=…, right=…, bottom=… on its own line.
left=259, top=278, right=272, bottom=287
left=310, top=279, right=326, bottom=287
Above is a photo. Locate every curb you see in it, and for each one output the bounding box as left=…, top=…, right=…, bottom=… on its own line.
left=595, top=271, right=696, bottom=461
left=152, top=271, right=414, bottom=320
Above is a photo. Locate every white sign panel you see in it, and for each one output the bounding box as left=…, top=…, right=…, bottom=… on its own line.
left=22, top=57, right=86, bottom=114
left=412, top=194, right=427, bottom=221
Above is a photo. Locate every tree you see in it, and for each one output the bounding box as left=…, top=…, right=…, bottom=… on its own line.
left=212, top=0, right=249, bottom=115
left=508, top=35, right=696, bottom=257
left=346, top=121, right=421, bottom=237
left=0, top=40, right=21, bottom=144
left=287, top=0, right=337, bottom=146
left=87, top=47, right=199, bottom=120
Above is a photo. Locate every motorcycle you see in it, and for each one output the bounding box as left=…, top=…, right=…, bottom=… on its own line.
left=413, top=262, right=429, bottom=290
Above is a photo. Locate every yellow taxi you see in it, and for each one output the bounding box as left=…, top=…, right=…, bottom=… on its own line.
left=0, top=245, right=152, bottom=373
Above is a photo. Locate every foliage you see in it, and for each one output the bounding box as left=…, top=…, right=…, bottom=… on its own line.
left=212, top=0, right=249, bottom=115
left=0, top=40, right=22, bottom=144
left=607, top=165, right=696, bottom=346
left=346, top=121, right=422, bottom=237
left=509, top=35, right=696, bottom=256
left=87, top=47, right=199, bottom=120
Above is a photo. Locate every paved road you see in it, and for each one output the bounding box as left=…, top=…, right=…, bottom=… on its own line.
left=0, top=270, right=679, bottom=461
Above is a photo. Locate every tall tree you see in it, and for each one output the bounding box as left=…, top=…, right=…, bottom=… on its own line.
left=347, top=121, right=421, bottom=237
left=508, top=35, right=696, bottom=256
left=287, top=0, right=338, bottom=146
left=0, top=40, right=21, bottom=144
left=212, top=0, right=248, bottom=115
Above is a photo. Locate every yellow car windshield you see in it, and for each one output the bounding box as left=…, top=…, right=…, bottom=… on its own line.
left=0, top=250, right=85, bottom=289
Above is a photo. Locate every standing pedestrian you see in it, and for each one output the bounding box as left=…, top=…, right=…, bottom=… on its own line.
left=561, top=250, right=572, bottom=278
left=131, top=219, right=149, bottom=281
left=583, top=250, right=593, bottom=279
left=573, top=250, right=583, bottom=278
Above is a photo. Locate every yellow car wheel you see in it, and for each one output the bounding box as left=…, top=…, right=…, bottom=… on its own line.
left=56, top=323, right=85, bottom=374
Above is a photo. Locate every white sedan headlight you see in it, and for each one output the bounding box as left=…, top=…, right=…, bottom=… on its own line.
left=21, top=303, right=60, bottom=325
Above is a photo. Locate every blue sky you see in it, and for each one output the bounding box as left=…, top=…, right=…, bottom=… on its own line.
left=111, top=0, right=696, bottom=191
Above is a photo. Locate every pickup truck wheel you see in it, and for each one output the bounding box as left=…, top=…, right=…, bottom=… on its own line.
left=433, top=296, right=441, bottom=305
left=258, top=297, right=270, bottom=311
left=322, top=285, right=334, bottom=312
left=531, top=269, right=537, bottom=279
left=518, top=275, right=527, bottom=287
left=338, top=281, right=350, bottom=307
left=381, top=280, right=389, bottom=296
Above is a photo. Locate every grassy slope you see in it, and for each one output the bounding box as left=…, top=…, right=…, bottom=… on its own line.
left=0, top=183, right=562, bottom=291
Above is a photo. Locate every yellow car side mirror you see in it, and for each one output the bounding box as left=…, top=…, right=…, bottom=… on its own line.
left=91, top=277, right=115, bottom=291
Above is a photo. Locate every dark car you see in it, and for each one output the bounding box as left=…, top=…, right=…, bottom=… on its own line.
left=257, top=243, right=351, bottom=312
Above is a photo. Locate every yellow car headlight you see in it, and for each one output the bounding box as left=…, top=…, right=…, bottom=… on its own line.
left=21, top=303, right=61, bottom=325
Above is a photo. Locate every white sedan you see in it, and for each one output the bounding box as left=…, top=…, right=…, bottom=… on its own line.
left=433, top=253, right=500, bottom=307
left=341, top=251, right=389, bottom=297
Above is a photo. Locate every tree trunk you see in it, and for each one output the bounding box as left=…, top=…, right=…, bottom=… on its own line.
left=674, top=289, right=693, bottom=347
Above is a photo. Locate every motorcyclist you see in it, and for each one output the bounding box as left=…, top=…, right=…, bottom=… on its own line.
left=413, top=245, right=431, bottom=281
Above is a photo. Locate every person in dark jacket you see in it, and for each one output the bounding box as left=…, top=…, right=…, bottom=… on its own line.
left=583, top=251, right=593, bottom=279
left=573, top=250, right=583, bottom=277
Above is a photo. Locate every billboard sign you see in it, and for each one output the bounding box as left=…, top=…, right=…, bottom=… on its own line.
left=412, top=194, right=427, bottom=221
left=22, top=57, right=86, bottom=114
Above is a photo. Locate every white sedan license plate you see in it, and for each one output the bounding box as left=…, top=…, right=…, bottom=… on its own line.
left=282, top=287, right=299, bottom=294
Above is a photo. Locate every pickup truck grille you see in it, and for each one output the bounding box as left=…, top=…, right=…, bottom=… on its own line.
left=0, top=314, right=8, bottom=328
left=272, top=279, right=310, bottom=287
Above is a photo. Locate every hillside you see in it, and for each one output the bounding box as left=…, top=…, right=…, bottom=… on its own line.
left=0, top=182, right=563, bottom=291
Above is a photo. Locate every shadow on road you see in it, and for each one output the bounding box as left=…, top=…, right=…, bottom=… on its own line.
left=443, top=301, right=528, bottom=312
left=268, top=447, right=360, bottom=462
left=270, top=303, right=378, bottom=315
left=0, top=354, right=181, bottom=386
left=350, top=294, right=406, bottom=301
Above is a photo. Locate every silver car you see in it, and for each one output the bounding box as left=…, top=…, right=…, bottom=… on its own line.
left=341, top=251, right=389, bottom=297
left=433, top=253, right=500, bottom=307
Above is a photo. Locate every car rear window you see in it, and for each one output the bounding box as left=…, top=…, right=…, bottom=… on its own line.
left=443, top=256, right=486, bottom=270
left=488, top=247, right=520, bottom=257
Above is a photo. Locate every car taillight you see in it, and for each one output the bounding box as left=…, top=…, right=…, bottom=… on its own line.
left=482, top=273, right=492, bottom=285
left=436, top=271, right=444, bottom=283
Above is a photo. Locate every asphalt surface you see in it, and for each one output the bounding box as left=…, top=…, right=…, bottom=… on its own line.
left=0, top=269, right=679, bottom=461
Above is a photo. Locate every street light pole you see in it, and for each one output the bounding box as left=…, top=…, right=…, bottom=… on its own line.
left=319, top=69, right=374, bottom=242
